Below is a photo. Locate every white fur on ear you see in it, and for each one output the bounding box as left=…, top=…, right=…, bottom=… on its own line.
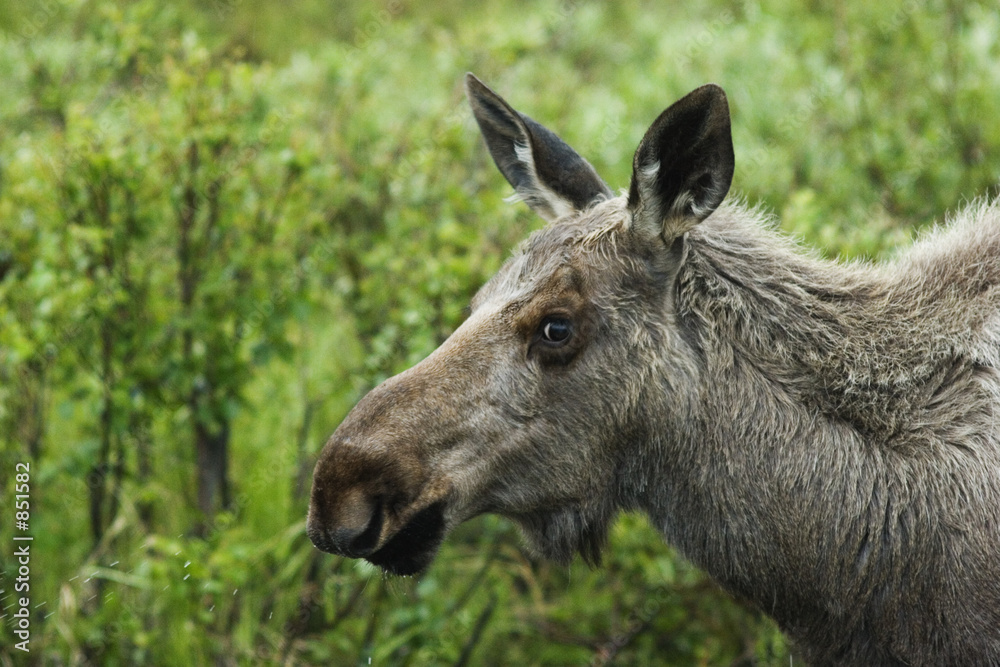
left=466, top=73, right=612, bottom=223
left=501, top=140, right=577, bottom=221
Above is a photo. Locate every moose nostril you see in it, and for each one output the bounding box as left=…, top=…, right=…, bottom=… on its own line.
left=334, top=497, right=383, bottom=557
left=308, top=489, right=385, bottom=557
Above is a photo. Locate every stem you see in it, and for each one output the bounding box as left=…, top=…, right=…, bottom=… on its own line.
left=453, top=595, right=497, bottom=667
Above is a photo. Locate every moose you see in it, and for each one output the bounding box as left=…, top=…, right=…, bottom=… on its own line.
left=308, top=74, right=1000, bottom=665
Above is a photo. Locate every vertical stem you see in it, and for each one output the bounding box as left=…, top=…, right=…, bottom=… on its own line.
left=89, top=176, right=115, bottom=546
left=195, top=417, right=232, bottom=517
left=90, top=319, right=113, bottom=545
left=293, top=399, right=316, bottom=503
left=17, top=360, right=47, bottom=459
left=134, top=414, right=154, bottom=528
left=178, top=140, right=225, bottom=522
left=453, top=595, right=498, bottom=667
left=179, top=141, right=198, bottom=363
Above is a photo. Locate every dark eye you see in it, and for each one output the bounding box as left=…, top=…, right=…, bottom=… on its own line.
left=540, top=317, right=572, bottom=345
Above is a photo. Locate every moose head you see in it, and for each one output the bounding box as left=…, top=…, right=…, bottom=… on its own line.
left=307, top=74, right=734, bottom=575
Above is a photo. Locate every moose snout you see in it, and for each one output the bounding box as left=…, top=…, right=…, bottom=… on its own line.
left=307, top=363, right=460, bottom=571
left=307, top=486, right=385, bottom=557
left=307, top=415, right=432, bottom=561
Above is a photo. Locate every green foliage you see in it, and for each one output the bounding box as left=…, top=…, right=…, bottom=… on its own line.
left=1, top=0, right=998, bottom=664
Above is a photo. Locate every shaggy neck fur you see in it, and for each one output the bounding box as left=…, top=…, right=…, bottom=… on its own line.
left=632, top=200, right=1000, bottom=665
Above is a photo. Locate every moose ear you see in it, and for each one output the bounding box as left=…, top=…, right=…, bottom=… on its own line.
left=465, top=73, right=613, bottom=222
left=627, top=84, right=734, bottom=242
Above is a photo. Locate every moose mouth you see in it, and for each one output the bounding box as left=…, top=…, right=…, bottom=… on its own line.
left=364, top=501, right=447, bottom=576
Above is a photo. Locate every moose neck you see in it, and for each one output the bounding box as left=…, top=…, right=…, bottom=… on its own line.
left=629, top=203, right=926, bottom=629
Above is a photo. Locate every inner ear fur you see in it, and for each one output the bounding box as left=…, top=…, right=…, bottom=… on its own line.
left=627, top=84, right=735, bottom=243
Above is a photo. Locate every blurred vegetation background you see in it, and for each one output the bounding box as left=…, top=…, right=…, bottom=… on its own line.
left=0, top=0, right=998, bottom=664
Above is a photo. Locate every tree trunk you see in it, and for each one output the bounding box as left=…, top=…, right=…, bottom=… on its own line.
left=134, top=414, right=154, bottom=529
left=16, top=360, right=47, bottom=460
left=89, top=322, right=115, bottom=545
left=195, top=416, right=231, bottom=519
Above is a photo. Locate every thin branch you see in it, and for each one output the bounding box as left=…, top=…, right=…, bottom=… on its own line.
left=453, top=594, right=497, bottom=667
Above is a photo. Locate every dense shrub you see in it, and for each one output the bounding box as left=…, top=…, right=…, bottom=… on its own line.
left=1, top=1, right=998, bottom=664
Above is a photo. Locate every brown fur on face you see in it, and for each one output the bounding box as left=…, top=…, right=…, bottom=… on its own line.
left=309, top=75, right=1000, bottom=664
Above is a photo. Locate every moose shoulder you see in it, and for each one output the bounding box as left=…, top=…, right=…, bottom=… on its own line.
left=308, top=74, right=1000, bottom=666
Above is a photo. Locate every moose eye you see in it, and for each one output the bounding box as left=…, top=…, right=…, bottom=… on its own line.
left=540, top=317, right=572, bottom=344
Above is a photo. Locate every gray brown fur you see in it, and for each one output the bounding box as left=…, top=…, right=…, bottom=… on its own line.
left=309, top=74, right=1000, bottom=666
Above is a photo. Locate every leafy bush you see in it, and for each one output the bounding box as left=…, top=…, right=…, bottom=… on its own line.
left=1, top=0, right=998, bottom=664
